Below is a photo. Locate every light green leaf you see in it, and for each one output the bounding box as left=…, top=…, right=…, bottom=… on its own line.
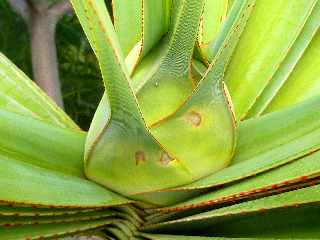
left=0, top=205, right=100, bottom=217
left=265, top=30, right=320, bottom=113
left=197, top=0, right=228, bottom=62
left=134, top=68, right=320, bottom=207
left=135, top=0, right=205, bottom=126
left=0, top=154, right=131, bottom=208
left=0, top=53, right=79, bottom=130
left=71, top=0, right=193, bottom=197
left=0, top=109, right=85, bottom=177
left=113, top=0, right=171, bottom=74
left=146, top=185, right=320, bottom=238
left=132, top=0, right=254, bottom=205
left=246, top=0, right=320, bottom=117
left=0, top=219, right=115, bottom=240
left=0, top=209, right=117, bottom=227
left=161, top=147, right=320, bottom=212
left=224, top=0, right=317, bottom=120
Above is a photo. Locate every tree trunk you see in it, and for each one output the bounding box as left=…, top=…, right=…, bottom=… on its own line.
left=29, top=11, right=64, bottom=108
left=7, top=0, right=72, bottom=108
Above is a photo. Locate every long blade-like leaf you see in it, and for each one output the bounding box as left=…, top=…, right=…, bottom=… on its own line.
left=145, top=185, right=320, bottom=238
left=246, top=0, right=320, bottom=117
left=0, top=154, right=131, bottom=208
left=224, top=0, right=317, bottom=120
left=160, top=148, right=320, bottom=212
left=0, top=53, right=79, bottom=130
left=0, top=219, right=115, bottom=240
left=0, top=209, right=117, bottom=227
left=0, top=109, right=85, bottom=177
left=0, top=205, right=99, bottom=217
left=265, top=30, right=320, bottom=113
left=197, top=0, right=228, bottom=62
left=113, top=0, right=171, bottom=74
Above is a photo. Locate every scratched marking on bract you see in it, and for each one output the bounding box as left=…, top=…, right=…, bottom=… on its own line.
left=160, top=152, right=173, bottom=165
left=185, top=111, right=202, bottom=127
left=135, top=151, right=146, bottom=165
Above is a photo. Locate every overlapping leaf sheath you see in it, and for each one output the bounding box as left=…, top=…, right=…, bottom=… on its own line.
left=73, top=0, right=238, bottom=202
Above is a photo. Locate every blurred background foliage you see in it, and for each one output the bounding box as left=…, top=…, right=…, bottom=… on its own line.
left=0, top=0, right=109, bottom=130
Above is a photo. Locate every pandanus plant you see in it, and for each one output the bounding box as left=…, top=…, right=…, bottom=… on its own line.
left=0, top=0, right=320, bottom=239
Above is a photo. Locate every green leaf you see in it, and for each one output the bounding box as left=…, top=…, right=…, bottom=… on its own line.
left=0, top=53, right=79, bottom=130
left=145, top=185, right=320, bottom=238
left=224, top=0, right=317, bottom=120
left=0, top=153, right=131, bottom=208
left=0, top=219, right=115, bottom=240
left=197, top=0, right=228, bottom=62
left=0, top=209, right=117, bottom=227
left=141, top=233, right=267, bottom=239
left=265, top=30, right=320, bottom=113
left=131, top=38, right=169, bottom=93
left=132, top=0, right=254, bottom=204
left=113, top=0, right=172, bottom=74
left=112, top=0, right=142, bottom=57
left=71, top=0, right=195, bottom=196
left=189, top=91, right=320, bottom=189
left=0, top=109, right=85, bottom=177
left=0, top=205, right=100, bottom=217
left=134, top=0, right=205, bottom=126
left=146, top=0, right=255, bottom=188
left=136, top=95, right=320, bottom=206
left=161, top=147, right=320, bottom=212
left=190, top=59, right=207, bottom=85
left=246, top=0, right=320, bottom=117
